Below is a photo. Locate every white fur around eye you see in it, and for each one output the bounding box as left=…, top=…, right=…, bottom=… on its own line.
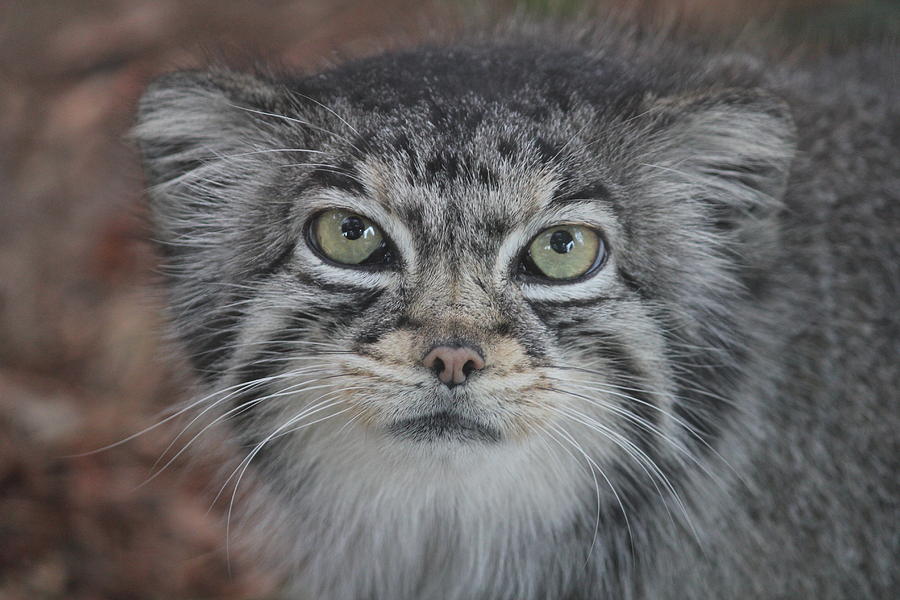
left=494, top=202, right=623, bottom=301
left=297, top=189, right=418, bottom=282
left=301, top=257, right=399, bottom=288
left=519, top=257, right=619, bottom=301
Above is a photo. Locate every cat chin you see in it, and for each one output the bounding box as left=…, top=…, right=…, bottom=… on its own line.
left=245, top=430, right=590, bottom=600
left=386, top=410, right=502, bottom=444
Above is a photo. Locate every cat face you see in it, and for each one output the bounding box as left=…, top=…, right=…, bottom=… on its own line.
left=135, top=46, right=794, bottom=486
left=268, top=139, right=629, bottom=448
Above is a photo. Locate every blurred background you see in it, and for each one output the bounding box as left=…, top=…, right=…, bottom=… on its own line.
left=0, top=1, right=895, bottom=598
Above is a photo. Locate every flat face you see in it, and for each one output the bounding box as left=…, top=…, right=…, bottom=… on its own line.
left=239, top=94, right=644, bottom=453
left=136, top=41, right=792, bottom=499
left=214, top=49, right=660, bottom=453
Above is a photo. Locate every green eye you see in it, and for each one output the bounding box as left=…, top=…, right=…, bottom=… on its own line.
left=311, top=209, right=391, bottom=266
left=522, top=224, right=605, bottom=281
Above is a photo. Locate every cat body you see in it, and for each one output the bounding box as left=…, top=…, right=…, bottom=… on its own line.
left=135, top=25, right=898, bottom=599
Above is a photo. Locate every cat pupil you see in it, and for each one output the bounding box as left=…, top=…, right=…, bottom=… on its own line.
left=341, top=216, right=365, bottom=240
left=550, top=230, right=575, bottom=254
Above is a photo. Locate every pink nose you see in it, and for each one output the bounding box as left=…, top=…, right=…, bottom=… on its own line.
left=422, top=345, right=486, bottom=387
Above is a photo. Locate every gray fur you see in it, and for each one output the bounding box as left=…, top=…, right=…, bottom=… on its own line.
left=134, top=25, right=898, bottom=600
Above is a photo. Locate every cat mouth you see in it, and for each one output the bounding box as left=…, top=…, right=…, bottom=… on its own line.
left=387, top=410, right=501, bottom=444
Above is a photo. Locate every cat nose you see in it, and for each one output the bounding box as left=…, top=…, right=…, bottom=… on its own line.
left=422, top=344, right=486, bottom=388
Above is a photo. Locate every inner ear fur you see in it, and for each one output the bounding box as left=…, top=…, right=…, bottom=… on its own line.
left=133, top=68, right=289, bottom=190
left=132, top=68, right=305, bottom=265
left=642, top=87, right=797, bottom=223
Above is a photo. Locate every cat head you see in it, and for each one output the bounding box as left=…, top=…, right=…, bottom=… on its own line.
left=134, top=44, right=795, bottom=488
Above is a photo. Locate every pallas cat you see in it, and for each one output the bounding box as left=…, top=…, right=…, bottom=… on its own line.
left=133, top=19, right=897, bottom=600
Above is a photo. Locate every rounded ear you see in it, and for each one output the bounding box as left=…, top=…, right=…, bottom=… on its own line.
left=132, top=68, right=291, bottom=191
left=132, top=69, right=302, bottom=377
left=642, top=87, right=797, bottom=221
left=132, top=68, right=299, bottom=274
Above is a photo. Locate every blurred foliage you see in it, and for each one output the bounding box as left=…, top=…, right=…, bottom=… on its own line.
left=512, top=0, right=589, bottom=17
left=462, top=0, right=900, bottom=46
left=780, top=0, right=900, bottom=44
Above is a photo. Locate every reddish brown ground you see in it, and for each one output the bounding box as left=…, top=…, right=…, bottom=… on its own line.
left=0, top=1, right=884, bottom=598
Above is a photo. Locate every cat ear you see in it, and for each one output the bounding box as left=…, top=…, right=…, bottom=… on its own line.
left=133, top=68, right=289, bottom=188
left=132, top=69, right=300, bottom=266
left=641, top=88, right=797, bottom=225
left=133, top=70, right=305, bottom=377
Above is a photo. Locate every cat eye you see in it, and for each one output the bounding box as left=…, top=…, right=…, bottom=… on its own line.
left=309, top=209, right=393, bottom=267
left=520, top=224, right=606, bottom=281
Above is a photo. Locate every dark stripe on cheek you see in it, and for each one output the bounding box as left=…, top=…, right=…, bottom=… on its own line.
left=530, top=295, right=624, bottom=312
left=294, top=270, right=386, bottom=296
left=228, top=310, right=327, bottom=430
left=670, top=342, right=745, bottom=448
left=351, top=295, right=403, bottom=347
left=260, top=241, right=297, bottom=276
left=215, top=286, right=383, bottom=432
left=290, top=290, right=385, bottom=350
left=232, top=312, right=316, bottom=392
left=617, top=267, right=646, bottom=298
left=595, top=332, right=660, bottom=428
left=569, top=330, right=661, bottom=466
left=322, top=290, right=386, bottom=339
left=188, top=317, right=240, bottom=381
left=185, top=293, right=248, bottom=381
left=353, top=288, right=385, bottom=313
